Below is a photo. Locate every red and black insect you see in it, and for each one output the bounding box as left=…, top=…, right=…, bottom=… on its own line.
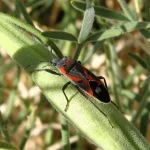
left=26, top=56, right=117, bottom=127
left=51, top=57, right=111, bottom=104
left=28, top=57, right=112, bottom=110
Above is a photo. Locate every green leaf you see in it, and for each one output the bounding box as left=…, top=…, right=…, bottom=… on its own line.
left=0, top=13, right=150, bottom=150
left=117, top=0, right=135, bottom=21
left=121, top=90, right=137, bottom=100
left=16, top=0, right=34, bottom=26
left=0, top=141, right=17, bottom=150
left=86, top=21, right=150, bottom=42
left=128, top=52, right=148, bottom=69
left=124, top=66, right=144, bottom=87
left=139, top=29, right=150, bottom=41
left=42, top=31, right=77, bottom=42
left=78, top=5, right=95, bottom=43
left=145, top=0, right=150, bottom=21
left=140, top=110, right=149, bottom=137
left=71, top=0, right=129, bottom=21
left=0, top=12, right=63, bottom=58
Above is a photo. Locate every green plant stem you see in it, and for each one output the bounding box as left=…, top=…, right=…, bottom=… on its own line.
left=44, top=110, right=56, bottom=147
left=19, top=107, right=36, bottom=150
left=86, top=0, right=90, bottom=7
left=140, top=109, right=149, bottom=137
left=105, top=41, right=122, bottom=107
left=12, top=109, right=30, bottom=132
left=19, top=128, right=31, bottom=150
left=60, top=115, right=71, bottom=150
left=16, top=0, right=34, bottom=26
left=0, top=112, right=10, bottom=142
left=4, top=67, right=20, bottom=120
left=73, top=43, right=84, bottom=60
left=131, top=83, right=150, bottom=124
left=117, top=0, right=135, bottom=20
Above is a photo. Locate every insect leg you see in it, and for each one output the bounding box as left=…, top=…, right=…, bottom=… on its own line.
left=77, top=87, right=113, bottom=128
left=98, top=77, right=119, bottom=109
left=97, top=76, right=108, bottom=89
left=25, top=61, right=50, bottom=69
left=96, top=106, right=114, bottom=128
left=62, top=82, right=71, bottom=111
left=111, top=101, right=119, bottom=110
left=29, top=68, right=61, bottom=76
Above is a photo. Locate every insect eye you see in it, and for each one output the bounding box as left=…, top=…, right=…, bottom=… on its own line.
left=52, top=63, right=56, bottom=66
left=51, top=61, right=57, bottom=66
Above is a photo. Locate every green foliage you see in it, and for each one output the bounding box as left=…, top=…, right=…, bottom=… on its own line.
left=42, top=31, right=77, bottom=42
left=0, top=141, right=17, bottom=150
left=0, top=0, right=150, bottom=150
left=71, top=0, right=129, bottom=21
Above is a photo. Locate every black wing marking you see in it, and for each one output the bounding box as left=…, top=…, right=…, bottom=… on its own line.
left=68, top=62, right=87, bottom=79
left=89, top=80, right=110, bottom=103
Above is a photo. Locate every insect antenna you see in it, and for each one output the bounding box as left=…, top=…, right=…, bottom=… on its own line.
left=25, top=47, right=58, bottom=70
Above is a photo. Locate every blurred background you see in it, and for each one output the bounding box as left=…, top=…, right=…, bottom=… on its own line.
left=0, top=0, right=150, bottom=149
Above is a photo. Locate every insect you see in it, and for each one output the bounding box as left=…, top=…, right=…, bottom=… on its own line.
left=51, top=57, right=111, bottom=102
left=26, top=56, right=118, bottom=127
left=27, top=57, right=112, bottom=111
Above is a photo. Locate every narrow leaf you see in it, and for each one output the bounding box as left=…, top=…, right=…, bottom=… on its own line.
left=78, top=4, right=95, bottom=43
left=124, top=66, right=144, bottom=87
left=16, top=0, right=34, bottom=26
left=140, top=110, right=149, bottom=137
left=42, top=31, right=77, bottom=42
left=71, top=0, right=129, bottom=21
left=145, top=0, right=150, bottom=21
left=117, top=0, right=135, bottom=21
left=121, top=90, right=137, bottom=100
left=139, top=29, right=150, bottom=41
left=128, top=53, right=148, bottom=69
left=86, top=21, right=150, bottom=42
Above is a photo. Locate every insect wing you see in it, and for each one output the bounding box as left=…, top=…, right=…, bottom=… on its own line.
left=64, top=65, right=94, bottom=95
left=89, top=80, right=110, bottom=103
left=54, top=57, right=110, bottom=103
